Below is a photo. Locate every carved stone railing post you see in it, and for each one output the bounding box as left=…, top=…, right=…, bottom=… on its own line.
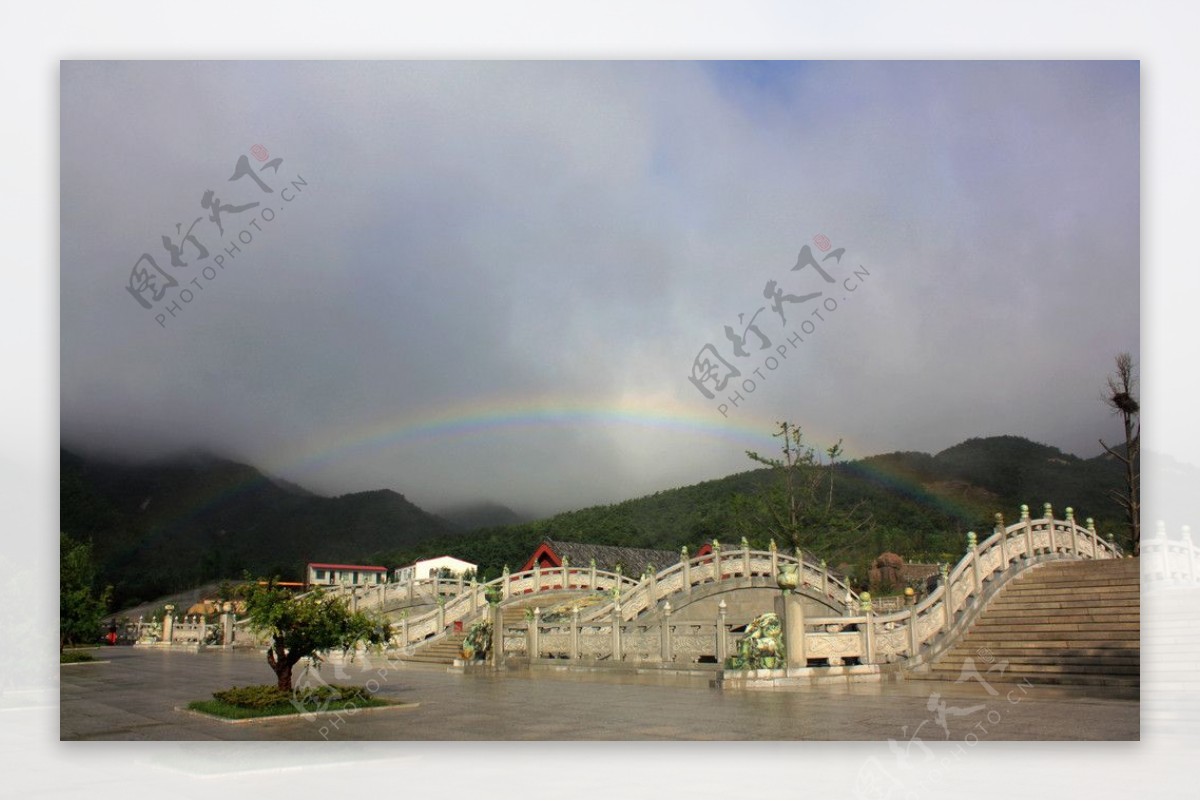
left=533, top=562, right=541, bottom=593
left=996, top=513, right=1007, bottom=567
left=907, top=607, right=918, bottom=657
left=436, top=597, right=445, bottom=631
left=660, top=601, right=673, bottom=663
left=1022, top=504, right=1033, bottom=560
left=457, top=573, right=464, bottom=596
left=162, top=605, right=175, bottom=644
left=1045, top=503, right=1056, bottom=553
left=530, top=607, right=541, bottom=659
left=502, top=565, right=511, bottom=599
left=716, top=599, right=728, bottom=664
left=221, top=602, right=233, bottom=646
left=588, top=558, right=596, bottom=589
left=611, top=605, right=622, bottom=662
left=940, top=564, right=952, bottom=631
left=820, top=559, right=828, bottom=598
left=784, top=590, right=806, bottom=669
left=198, top=614, right=207, bottom=647
left=490, top=603, right=504, bottom=668
left=1087, top=518, right=1099, bottom=556
left=712, top=540, right=722, bottom=583
left=1066, top=507, right=1078, bottom=556
left=769, top=539, right=778, bottom=579
left=350, top=589, right=358, bottom=613
left=561, top=556, right=570, bottom=589
left=968, top=531, right=981, bottom=597
left=860, top=593, right=875, bottom=664
left=741, top=537, right=751, bottom=577
left=570, top=608, right=580, bottom=661
left=681, top=547, right=691, bottom=595
left=400, top=612, right=409, bottom=645
left=647, top=564, right=657, bottom=607
left=407, top=577, right=415, bottom=601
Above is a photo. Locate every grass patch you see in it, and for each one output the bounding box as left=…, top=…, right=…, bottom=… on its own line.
left=60, top=651, right=98, bottom=664
left=186, top=684, right=395, bottom=720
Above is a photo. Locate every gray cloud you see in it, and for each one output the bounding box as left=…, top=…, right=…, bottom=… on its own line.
left=61, top=61, right=1139, bottom=516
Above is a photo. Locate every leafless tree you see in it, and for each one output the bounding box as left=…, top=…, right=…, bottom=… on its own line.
left=1099, top=353, right=1140, bottom=555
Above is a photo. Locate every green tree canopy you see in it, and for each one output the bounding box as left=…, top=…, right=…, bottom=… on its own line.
left=241, top=580, right=391, bottom=691
left=60, top=533, right=111, bottom=650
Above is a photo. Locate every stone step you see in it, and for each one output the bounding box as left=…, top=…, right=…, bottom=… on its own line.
left=907, top=670, right=1140, bottom=688
left=997, top=586, right=1139, bottom=597
left=969, top=620, right=1140, bottom=632
left=929, top=659, right=1140, bottom=676
left=969, top=612, right=1140, bottom=623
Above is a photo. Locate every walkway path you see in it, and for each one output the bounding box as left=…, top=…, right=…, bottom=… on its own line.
left=60, top=648, right=1137, bottom=741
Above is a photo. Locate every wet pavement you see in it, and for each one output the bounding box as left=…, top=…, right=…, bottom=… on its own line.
left=59, top=647, right=1138, bottom=741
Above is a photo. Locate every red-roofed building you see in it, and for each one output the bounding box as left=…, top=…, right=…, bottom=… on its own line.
left=306, top=563, right=388, bottom=588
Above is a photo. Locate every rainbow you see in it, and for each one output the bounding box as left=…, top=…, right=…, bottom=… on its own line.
left=134, top=393, right=1005, bottom=546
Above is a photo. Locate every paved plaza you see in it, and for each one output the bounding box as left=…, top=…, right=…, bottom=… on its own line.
left=59, top=647, right=1138, bottom=741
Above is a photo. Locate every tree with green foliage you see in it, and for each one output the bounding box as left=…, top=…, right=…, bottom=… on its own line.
left=1099, top=352, right=1140, bottom=555
left=743, top=421, right=871, bottom=560
left=241, top=580, right=392, bottom=691
left=60, top=533, right=112, bottom=650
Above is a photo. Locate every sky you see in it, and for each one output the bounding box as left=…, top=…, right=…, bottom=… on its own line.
left=60, top=60, right=1140, bottom=517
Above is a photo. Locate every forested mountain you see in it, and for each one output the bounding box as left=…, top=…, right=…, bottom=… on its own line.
left=62, top=435, right=1130, bottom=607
left=60, top=449, right=453, bottom=608
left=372, top=435, right=1129, bottom=583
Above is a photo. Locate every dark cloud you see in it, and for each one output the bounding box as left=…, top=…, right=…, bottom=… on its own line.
left=61, top=61, right=1139, bottom=516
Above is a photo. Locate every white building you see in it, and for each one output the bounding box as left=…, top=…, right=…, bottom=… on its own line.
left=306, top=563, right=388, bottom=587
left=393, top=555, right=477, bottom=584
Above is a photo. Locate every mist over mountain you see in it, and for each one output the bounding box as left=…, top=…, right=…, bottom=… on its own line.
left=61, top=433, right=1134, bottom=609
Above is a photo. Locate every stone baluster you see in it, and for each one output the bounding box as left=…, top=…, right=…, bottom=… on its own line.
left=968, top=532, right=981, bottom=597
left=996, top=513, right=1008, bottom=567
left=784, top=589, right=806, bottom=669
left=436, top=597, right=445, bottom=631
left=588, top=558, right=596, bottom=589
left=400, top=612, right=409, bottom=646
left=162, top=605, right=175, bottom=644
left=660, top=602, right=673, bottom=663
left=646, top=564, right=657, bottom=607
left=533, top=562, right=542, bottom=593
left=940, top=564, right=952, bottom=631
left=502, top=565, right=511, bottom=599
left=490, top=602, right=504, bottom=668
left=769, top=539, right=778, bottom=580
left=457, top=573, right=464, bottom=596
left=715, top=599, right=728, bottom=664
left=407, top=575, right=415, bottom=601
left=350, top=589, right=358, bottom=613
left=712, top=540, right=722, bottom=583
left=570, top=608, right=580, bottom=661
left=860, top=593, right=874, bottom=664
left=221, top=602, right=233, bottom=646
left=529, top=607, right=541, bottom=659
left=199, top=614, right=207, bottom=647
left=561, top=556, right=570, bottom=589
left=1021, top=504, right=1033, bottom=561
left=1066, top=507, right=1078, bottom=556
left=741, top=537, right=751, bottom=577
left=611, top=604, right=622, bottom=662
left=681, top=547, right=691, bottom=595
left=907, top=605, right=919, bottom=658
left=1044, top=503, right=1055, bottom=553
left=1087, top=517, right=1098, bottom=557
left=820, top=559, right=828, bottom=597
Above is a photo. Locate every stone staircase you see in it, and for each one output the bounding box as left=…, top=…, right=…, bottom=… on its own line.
left=909, top=558, right=1139, bottom=696
left=400, top=630, right=469, bottom=665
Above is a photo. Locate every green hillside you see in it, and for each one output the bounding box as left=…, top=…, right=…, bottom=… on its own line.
left=373, top=435, right=1129, bottom=583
